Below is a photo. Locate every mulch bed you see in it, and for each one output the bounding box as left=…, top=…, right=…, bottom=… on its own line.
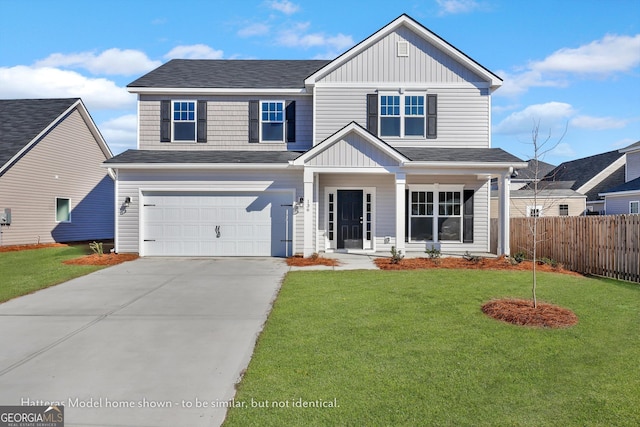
left=63, top=253, right=139, bottom=266
left=482, top=298, right=578, bottom=328
left=286, top=255, right=340, bottom=267
left=374, top=256, right=582, bottom=276
left=0, top=243, right=67, bottom=253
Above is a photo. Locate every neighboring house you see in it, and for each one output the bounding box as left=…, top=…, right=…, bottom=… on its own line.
left=0, top=98, right=114, bottom=246
left=509, top=159, right=556, bottom=190
left=541, top=149, right=626, bottom=215
left=599, top=140, right=640, bottom=214
left=104, top=14, right=526, bottom=257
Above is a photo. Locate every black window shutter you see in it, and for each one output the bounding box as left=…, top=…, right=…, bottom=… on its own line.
left=405, top=189, right=409, bottom=243
left=249, top=100, right=259, bottom=143
left=286, top=100, right=296, bottom=142
left=197, top=100, right=207, bottom=143
left=367, top=94, right=378, bottom=135
left=426, top=94, right=437, bottom=139
left=463, top=189, right=474, bottom=243
left=160, top=100, right=171, bottom=142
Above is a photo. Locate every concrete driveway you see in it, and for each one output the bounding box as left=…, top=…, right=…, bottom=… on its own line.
left=0, top=257, right=288, bottom=427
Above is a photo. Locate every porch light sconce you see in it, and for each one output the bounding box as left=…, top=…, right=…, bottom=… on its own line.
left=299, top=197, right=304, bottom=204
left=124, top=196, right=131, bottom=207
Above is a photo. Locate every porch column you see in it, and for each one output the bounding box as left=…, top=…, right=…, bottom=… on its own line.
left=303, top=168, right=314, bottom=257
left=395, top=172, right=406, bottom=252
left=497, top=169, right=512, bottom=255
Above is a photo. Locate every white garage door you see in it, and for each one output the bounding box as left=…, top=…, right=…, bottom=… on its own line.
left=141, top=191, right=293, bottom=257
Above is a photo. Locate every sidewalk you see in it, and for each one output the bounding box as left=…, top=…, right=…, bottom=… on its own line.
left=288, top=252, right=380, bottom=271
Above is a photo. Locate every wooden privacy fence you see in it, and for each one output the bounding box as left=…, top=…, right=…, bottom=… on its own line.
left=492, top=215, right=640, bottom=283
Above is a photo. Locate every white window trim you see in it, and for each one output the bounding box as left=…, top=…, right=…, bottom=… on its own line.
left=408, top=184, right=463, bottom=243
left=260, top=100, right=286, bottom=144
left=379, top=91, right=427, bottom=139
left=526, top=205, right=543, bottom=217
left=171, top=100, right=197, bottom=143
left=630, top=201, right=639, bottom=214
left=55, top=197, right=71, bottom=223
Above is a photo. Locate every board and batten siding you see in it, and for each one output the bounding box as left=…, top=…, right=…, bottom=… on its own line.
left=626, top=150, right=640, bottom=181
left=316, top=27, right=486, bottom=84
left=308, top=133, right=400, bottom=167
left=314, top=86, right=489, bottom=148
left=115, top=169, right=303, bottom=254
left=0, top=109, right=114, bottom=245
left=138, top=95, right=313, bottom=151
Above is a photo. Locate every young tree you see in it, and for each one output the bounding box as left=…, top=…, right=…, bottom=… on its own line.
left=524, top=120, right=567, bottom=308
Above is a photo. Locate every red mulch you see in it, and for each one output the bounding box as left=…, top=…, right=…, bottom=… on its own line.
left=374, top=256, right=582, bottom=276
left=63, top=253, right=139, bottom=266
left=0, top=243, right=67, bottom=253
left=286, top=255, right=340, bottom=267
left=482, top=298, right=578, bottom=328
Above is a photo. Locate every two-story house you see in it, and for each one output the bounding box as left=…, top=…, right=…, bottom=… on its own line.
left=105, top=14, right=526, bottom=257
left=600, top=141, right=640, bottom=214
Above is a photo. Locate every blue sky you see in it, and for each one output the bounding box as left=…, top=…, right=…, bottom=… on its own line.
left=1, top=0, right=639, bottom=165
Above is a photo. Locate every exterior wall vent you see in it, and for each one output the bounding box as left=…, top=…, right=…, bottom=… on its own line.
left=397, top=41, right=409, bottom=57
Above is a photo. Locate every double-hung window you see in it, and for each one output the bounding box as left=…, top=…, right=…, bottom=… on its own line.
left=56, top=197, right=71, bottom=223
left=173, top=101, right=196, bottom=141
left=378, top=92, right=431, bottom=138
left=408, top=188, right=463, bottom=242
left=261, top=101, right=285, bottom=142
left=630, top=201, right=639, bottom=214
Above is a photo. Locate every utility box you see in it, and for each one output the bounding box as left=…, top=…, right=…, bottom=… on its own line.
left=0, top=208, right=11, bottom=225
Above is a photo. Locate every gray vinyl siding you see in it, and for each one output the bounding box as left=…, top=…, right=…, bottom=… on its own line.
left=605, top=194, right=640, bottom=215
left=316, top=27, right=486, bottom=84
left=115, top=169, right=303, bottom=254
left=0, top=109, right=114, bottom=245
left=138, top=95, right=312, bottom=151
left=308, top=133, right=399, bottom=167
left=314, top=86, right=489, bottom=148
left=626, top=151, right=640, bottom=181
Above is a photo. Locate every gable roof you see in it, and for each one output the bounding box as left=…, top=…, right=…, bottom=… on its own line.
left=128, top=60, right=330, bottom=92
left=619, top=140, right=640, bottom=153
left=105, top=149, right=302, bottom=167
left=514, top=159, right=556, bottom=181
left=542, top=150, right=626, bottom=193
left=0, top=98, right=112, bottom=175
left=305, top=14, right=502, bottom=90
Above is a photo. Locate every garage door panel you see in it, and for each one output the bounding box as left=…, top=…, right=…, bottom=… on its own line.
left=142, top=191, right=292, bottom=257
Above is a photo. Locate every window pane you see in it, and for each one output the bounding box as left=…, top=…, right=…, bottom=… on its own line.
left=439, top=217, right=460, bottom=241
left=411, top=217, right=433, bottom=241
left=262, top=123, right=284, bottom=141
left=380, top=117, right=400, bottom=136
left=174, top=122, right=196, bottom=141
left=405, top=117, right=425, bottom=136
left=56, top=198, right=70, bottom=222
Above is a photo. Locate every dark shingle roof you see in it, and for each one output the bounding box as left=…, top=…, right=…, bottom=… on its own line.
left=514, top=159, right=556, bottom=180
left=542, top=150, right=625, bottom=191
left=0, top=98, right=79, bottom=168
left=621, top=140, right=640, bottom=152
left=128, top=59, right=331, bottom=89
left=585, top=165, right=626, bottom=201
left=601, top=175, right=640, bottom=194
left=396, top=147, right=524, bottom=163
left=105, top=149, right=304, bottom=164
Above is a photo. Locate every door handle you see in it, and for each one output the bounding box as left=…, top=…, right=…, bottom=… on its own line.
left=215, top=225, right=221, bottom=238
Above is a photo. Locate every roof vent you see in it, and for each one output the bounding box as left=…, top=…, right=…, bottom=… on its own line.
left=397, top=41, right=409, bottom=57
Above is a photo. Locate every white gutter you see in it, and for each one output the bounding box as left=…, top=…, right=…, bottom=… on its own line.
left=127, top=87, right=309, bottom=95
left=101, top=163, right=293, bottom=170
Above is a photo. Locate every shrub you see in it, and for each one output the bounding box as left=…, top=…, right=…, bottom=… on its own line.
left=390, top=246, right=404, bottom=264
left=463, top=251, right=481, bottom=263
left=425, top=245, right=441, bottom=259
left=512, top=251, right=527, bottom=263
left=89, top=241, right=104, bottom=257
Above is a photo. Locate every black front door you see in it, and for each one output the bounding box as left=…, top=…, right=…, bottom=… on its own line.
left=337, top=190, right=363, bottom=249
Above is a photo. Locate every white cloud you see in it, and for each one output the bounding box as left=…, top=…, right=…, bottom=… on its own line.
left=494, top=102, right=575, bottom=135
left=532, top=34, right=640, bottom=74
left=238, top=23, right=270, bottom=38
left=164, top=44, right=224, bottom=60
left=570, top=115, right=630, bottom=130
left=0, top=65, right=134, bottom=110
left=267, top=0, right=300, bottom=15
left=277, top=22, right=353, bottom=52
left=35, top=48, right=161, bottom=76
left=496, top=33, right=640, bottom=97
left=99, top=114, right=137, bottom=154
left=436, top=0, right=482, bottom=15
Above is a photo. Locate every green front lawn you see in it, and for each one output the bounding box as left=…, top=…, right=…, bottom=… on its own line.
left=0, top=246, right=105, bottom=303
left=224, top=270, right=640, bottom=426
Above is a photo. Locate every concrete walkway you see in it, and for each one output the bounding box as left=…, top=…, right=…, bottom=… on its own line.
left=0, top=257, right=287, bottom=427
left=287, top=252, right=381, bottom=271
